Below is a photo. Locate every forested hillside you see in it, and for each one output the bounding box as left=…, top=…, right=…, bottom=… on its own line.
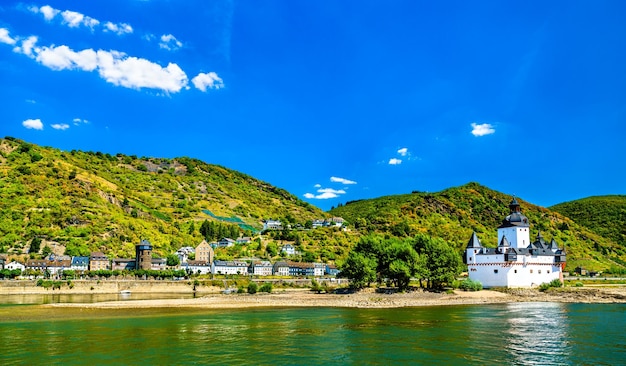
left=551, top=196, right=626, bottom=247
left=0, top=137, right=323, bottom=258
left=329, top=183, right=625, bottom=271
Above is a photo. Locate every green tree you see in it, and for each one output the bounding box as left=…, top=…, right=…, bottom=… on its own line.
left=42, top=245, right=52, bottom=257
left=413, top=234, right=461, bottom=290
left=340, top=251, right=376, bottom=289
left=166, top=254, right=180, bottom=267
left=29, top=237, right=42, bottom=254
left=247, top=282, right=258, bottom=294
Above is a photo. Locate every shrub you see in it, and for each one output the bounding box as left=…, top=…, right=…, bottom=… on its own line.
left=574, top=281, right=584, bottom=287
left=459, top=278, right=482, bottom=291
left=247, top=282, right=258, bottom=294
left=259, top=283, right=273, bottom=293
left=539, top=278, right=564, bottom=292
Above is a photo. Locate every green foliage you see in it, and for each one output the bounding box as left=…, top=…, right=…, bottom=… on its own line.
left=247, top=282, right=258, bottom=294
left=259, top=282, right=273, bottom=293
left=551, top=196, right=626, bottom=246
left=0, top=137, right=323, bottom=260
left=166, top=254, right=180, bottom=266
left=341, top=234, right=460, bottom=291
left=459, top=278, right=482, bottom=291
left=539, top=278, right=564, bottom=291
left=29, top=237, right=41, bottom=254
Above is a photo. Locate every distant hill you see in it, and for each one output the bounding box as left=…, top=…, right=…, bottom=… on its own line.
left=0, top=137, right=323, bottom=258
left=551, top=196, right=626, bottom=247
left=329, top=182, right=626, bottom=271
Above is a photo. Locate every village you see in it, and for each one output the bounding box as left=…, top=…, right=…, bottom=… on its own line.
left=0, top=218, right=344, bottom=279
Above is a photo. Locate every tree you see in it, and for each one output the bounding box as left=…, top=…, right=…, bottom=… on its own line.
left=188, top=221, right=195, bottom=235
left=42, top=245, right=52, bottom=257
left=166, top=254, right=180, bottom=267
left=247, top=282, right=258, bottom=294
left=29, top=237, right=41, bottom=254
left=340, top=251, right=376, bottom=290
left=413, top=234, right=461, bottom=290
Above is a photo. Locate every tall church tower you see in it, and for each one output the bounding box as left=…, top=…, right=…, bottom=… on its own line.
left=497, top=197, right=531, bottom=249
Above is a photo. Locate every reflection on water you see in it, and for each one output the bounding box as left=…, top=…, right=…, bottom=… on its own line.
left=1, top=302, right=624, bottom=365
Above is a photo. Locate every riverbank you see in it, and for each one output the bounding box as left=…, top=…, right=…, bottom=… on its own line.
left=43, top=286, right=626, bottom=310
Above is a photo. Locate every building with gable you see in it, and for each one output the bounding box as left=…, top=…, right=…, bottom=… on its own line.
left=465, top=198, right=566, bottom=288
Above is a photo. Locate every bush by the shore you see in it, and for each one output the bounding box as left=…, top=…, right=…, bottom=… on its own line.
left=459, top=278, right=483, bottom=291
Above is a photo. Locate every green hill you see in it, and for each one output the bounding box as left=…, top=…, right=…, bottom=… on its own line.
left=0, top=137, right=323, bottom=258
left=551, top=196, right=626, bottom=247
left=329, top=182, right=625, bottom=271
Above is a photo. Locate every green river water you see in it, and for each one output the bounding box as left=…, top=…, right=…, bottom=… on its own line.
left=0, top=296, right=624, bottom=365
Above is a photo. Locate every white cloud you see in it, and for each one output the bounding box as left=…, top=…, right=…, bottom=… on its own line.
left=31, top=5, right=60, bottom=21
left=22, top=118, right=44, bottom=130
left=60, top=10, right=99, bottom=29
left=318, top=188, right=346, bottom=195
left=0, top=28, right=16, bottom=45
left=30, top=5, right=132, bottom=35
left=51, top=123, right=70, bottom=130
left=314, top=184, right=321, bottom=188
left=304, top=192, right=339, bottom=200
left=97, top=51, right=188, bottom=92
left=13, top=36, right=38, bottom=57
left=36, top=45, right=98, bottom=71
left=471, top=123, right=495, bottom=137
left=159, top=34, right=183, bottom=51
left=330, top=176, right=357, bottom=185
left=389, top=158, right=402, bottom=165
left=104, top=22, right=133, bottom=35
left=192, top=72, right=224, bottom=91
left=397, top=147, right=408, bottom=156
left=9, top=35, right=189, bottom=93
left=73, top=118, right=88, bottom=125
left=4, top=30, right=221, bottom=94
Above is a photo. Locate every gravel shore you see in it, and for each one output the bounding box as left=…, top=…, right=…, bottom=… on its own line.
left=44, top=286, right=626, bottom=310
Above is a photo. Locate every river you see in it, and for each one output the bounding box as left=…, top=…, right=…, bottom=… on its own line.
left=0, top=297, right=624, bottom=365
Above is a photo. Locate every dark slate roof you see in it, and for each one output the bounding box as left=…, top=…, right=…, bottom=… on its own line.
left=498, top=197, right=530, bottom=228
left=466, top=232, right=482, bottom=248
left=499, top=236, right=510, bottom=247
left=498, top=211, right=530, bottom=228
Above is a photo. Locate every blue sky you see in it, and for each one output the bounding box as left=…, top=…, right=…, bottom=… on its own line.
left=1, top=1, right=625, bottom=211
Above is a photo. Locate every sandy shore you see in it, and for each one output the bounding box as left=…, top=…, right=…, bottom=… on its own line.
left=44, top=286, right=626, bottom=310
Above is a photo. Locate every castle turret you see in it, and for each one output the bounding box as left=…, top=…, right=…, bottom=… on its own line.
left=497, top=197, right=531, bottom=249
left=135, top=240, right=153, bottom=270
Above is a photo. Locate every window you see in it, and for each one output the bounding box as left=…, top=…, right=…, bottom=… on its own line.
left=538, top=270, right=541, bottom=274
left=514, top=269, right=517, bottom=274
left=469, top=257, right=472, bottom=261
left=547, top=270, right=550, bottom=274
left=494, top=269, right=498, bottom=274
left=530, top=269, right=533, bottom=274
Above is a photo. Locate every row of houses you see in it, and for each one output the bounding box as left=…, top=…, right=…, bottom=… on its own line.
left=1, top=257, right=339, bottom=278
left=262, top=217, right=347, bottom=231
left=183, top=260, right=339, bottom=277
left=1, top=239, right=340, bottom=277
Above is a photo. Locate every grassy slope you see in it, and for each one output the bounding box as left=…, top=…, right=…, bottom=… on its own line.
left=329, top=182, right=625, bottom=271
left=0, top=137, right=323, bottom=258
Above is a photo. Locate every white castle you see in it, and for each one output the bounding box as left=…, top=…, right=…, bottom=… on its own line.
left=464, top=197, right=566, bottom=288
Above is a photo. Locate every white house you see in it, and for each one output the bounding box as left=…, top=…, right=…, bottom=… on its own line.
left=280, top=244, right=297, bottom=256
left=212, top=260, right=249, bottom=275
left=249, top=261, right=273, bottom=276
left=217, top=238, right=236, bottom=248
left=263, top=219, right=282, bottom=231
left=5, top=261, right=25, bottom=272
left=176, top=246, right=195, bottom=264
left=465, top=198, right=566, bottom=288
left=185, top=260, right=211, bottom=275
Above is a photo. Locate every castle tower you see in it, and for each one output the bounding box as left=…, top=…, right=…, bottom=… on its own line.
left=497, top=197, right=531, bottom=249
left=135, top=240, right=153, bottom=270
